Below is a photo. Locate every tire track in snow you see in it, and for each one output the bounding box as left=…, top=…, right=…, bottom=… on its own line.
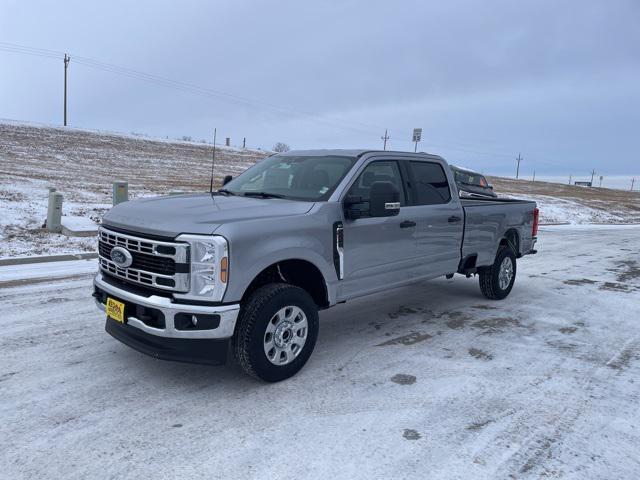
left=485, top=337, right=640, bottom=477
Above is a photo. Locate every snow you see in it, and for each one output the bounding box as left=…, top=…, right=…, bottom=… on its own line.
left=1, top=226, right=639, bottom=479
left=61, top=216, right=99, bottom=236
left=501, top=192, right=629, bottom=224
left=61, top=216, right=99, bottom=231
left=0, top=258, right=97, bottom=283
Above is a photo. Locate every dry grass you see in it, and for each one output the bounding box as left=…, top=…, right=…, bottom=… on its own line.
left=0, top=122, right=268, bottom=198
left=489, top=176, right=640, bottom=208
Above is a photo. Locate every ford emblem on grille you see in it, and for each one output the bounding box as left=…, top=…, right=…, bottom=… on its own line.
left=110, top=246, right=133, bottom=268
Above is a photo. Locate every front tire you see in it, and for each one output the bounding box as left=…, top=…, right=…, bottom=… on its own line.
left=233, top=283, right=319, bottom=382
left=478, top=247, right=517, bottom=300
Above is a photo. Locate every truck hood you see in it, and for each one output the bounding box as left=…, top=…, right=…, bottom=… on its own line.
left=102, top=193, right=315, bottom=238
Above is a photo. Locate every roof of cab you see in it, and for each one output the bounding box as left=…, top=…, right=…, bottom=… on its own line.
left=277, top=149, right=440, bottom=158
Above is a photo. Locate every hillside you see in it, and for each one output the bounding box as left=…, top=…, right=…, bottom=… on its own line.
left=489, top=176, right=640, bottom=224
left=0, top=121, right=268, bottom=257
left=2, top=120, right=639, bottom=257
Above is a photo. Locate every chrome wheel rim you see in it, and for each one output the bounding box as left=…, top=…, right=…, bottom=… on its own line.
left=264, top=306, right=308, bottom=366
left=498, top=257, right=514, bottom=290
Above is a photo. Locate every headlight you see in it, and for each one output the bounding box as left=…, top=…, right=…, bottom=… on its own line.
left=174, top=234, right=229, bottom=302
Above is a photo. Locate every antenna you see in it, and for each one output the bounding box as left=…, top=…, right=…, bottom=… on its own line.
left=209, top=128, right=217, bottom=193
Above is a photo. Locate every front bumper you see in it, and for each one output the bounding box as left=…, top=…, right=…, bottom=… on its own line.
left=93, top=273, right=240, bottom=361
left=94, top=272, right=239, bottom=339
left=104, top=319, right=230, bottom=365
left=94, top=272, right=240, bottom=364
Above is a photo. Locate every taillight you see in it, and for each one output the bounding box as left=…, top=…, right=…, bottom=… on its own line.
left=532, top=208, right=539, bottom=237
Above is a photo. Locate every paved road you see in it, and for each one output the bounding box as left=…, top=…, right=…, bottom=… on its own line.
left=1, top=226, right=639, bottom=479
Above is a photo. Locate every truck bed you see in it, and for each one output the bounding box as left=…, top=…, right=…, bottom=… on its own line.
left=460, top=197, right=534, bottom=207
left=460, top=196, right=537, bottom=267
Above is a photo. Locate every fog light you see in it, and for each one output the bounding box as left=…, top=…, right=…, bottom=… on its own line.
left=175, top=313, right=221, bottom=331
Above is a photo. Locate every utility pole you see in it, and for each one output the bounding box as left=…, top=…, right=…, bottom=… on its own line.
left=516, top=153, right=522, bottom=179
left=63, top=54, right=70, bottom=126
left=381, top=129, right=389, bottom=151
left=590, top=169, right=595, bottom=186
left=632, top=178, right=636, bottom=191
left=209, top=128, right=217, bottom=192
left=242, top=137, right=246, bottom=149
left=569, top=174, right=572, bottom=185
left=532, top=170, right=536, bottom=182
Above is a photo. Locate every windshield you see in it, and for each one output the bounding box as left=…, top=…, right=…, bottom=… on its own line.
left=452, top=168, right=489, bottom=188
left=222, top=154, right=357, bottom=201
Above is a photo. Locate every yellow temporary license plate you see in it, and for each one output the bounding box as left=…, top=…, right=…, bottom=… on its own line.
left=106, top=297, right=125, bottom=323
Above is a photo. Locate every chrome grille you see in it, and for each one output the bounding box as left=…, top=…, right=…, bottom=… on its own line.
left=98, top=241, right=176, bottom=275
left=100, top=229, right=154, bottom=254
left=98, top=227, right=189, bottom=292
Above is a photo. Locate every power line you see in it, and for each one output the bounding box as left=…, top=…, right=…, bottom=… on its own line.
left=0, top=41, right=606, bottom=172
left=0, top=41, right=560, bottom=164
left=0, top=42, right=378, bottom=137
left=0, top=41, right=532, bottom=159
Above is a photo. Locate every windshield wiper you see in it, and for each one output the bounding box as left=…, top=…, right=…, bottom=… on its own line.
left=217, top=189, right=236, bottom=196
left=242, top=191, right=286, bottom=199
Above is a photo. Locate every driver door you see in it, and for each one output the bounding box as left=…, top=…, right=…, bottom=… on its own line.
left=339, top=159, right=417, bottom=300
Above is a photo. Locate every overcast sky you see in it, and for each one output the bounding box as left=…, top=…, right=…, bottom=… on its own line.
left=1, top=0, right=639, bottom=177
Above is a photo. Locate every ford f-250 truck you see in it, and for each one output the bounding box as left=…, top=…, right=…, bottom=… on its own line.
left=93, top=150, right=539, bottom=381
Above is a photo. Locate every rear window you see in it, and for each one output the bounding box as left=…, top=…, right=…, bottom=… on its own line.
left=410, top=161, right=451, bottom=205
left=453, top=169, right=488, bottom=187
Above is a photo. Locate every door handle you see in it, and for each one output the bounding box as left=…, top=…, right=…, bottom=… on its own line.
left=448, top=216, right=462, bottom=223
left=400, top=220, right=416, bottom=229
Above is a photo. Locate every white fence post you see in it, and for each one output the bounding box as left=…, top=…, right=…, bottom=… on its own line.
left=46, top=192, right=63, bottom=233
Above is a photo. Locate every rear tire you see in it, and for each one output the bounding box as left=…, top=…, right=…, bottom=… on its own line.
left=233, top=283, right=319, bottom=382
left=478, top=247, right=517, bottom=300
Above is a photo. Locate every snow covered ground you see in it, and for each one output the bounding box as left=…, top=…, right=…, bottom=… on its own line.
left=1, top=225, right=639, bottom=479
left=490, top=176, right=640, bottom=225
left=502, top=193, right=629, bottom=224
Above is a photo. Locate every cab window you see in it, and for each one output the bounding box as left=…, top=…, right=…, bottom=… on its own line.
left=409, top=161, right=451, bottom=205
left=347, top=161, right=405, bottom=217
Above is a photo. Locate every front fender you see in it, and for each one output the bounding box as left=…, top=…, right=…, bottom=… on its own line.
left=221, top=225, right=338, bottom=305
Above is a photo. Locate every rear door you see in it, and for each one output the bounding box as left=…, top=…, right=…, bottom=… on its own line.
left=403, top=159, right=464, bottom=277
left=340, top=159, right=417, bottom=299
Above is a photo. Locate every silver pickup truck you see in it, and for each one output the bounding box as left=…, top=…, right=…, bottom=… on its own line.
left=93, top=150, right=538, bottom=381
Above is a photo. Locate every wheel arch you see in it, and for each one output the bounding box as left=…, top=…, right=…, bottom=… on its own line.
left=240, top=258, right=330, bottom=309
left=499, top=228, right=521, bottom=257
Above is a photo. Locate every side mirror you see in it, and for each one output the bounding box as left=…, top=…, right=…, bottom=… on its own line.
left=223, top=175, right=233, bottom=186
left=487, top=184, right=494, bottom=190
left=343, top=195, right=363, bottom=220
left=369, top=181, right=400, bottom=217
